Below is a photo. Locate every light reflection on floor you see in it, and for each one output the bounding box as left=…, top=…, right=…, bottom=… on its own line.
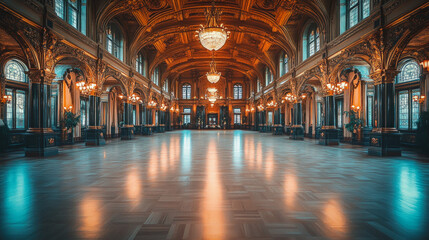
left=0, top=130, right=428, bottom=239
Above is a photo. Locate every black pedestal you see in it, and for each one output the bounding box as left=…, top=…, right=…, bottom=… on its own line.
left=121, top=126, right=134, bottom=140
left=142, top=126, right=153, bottom=135
left=319, top=128, right=339, bottom=145
left=290, top=125, right=304, bottom=140
left=259, top=125, right=267, bottom=133
left=25, top=131, right=58, bottom=157
left=85, top=128, right=106, bottom=146
left=368, top=131, right=402, bottom=156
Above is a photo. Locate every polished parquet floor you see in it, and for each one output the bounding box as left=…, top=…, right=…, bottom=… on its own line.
left=0, top=130, right=429, bottom=240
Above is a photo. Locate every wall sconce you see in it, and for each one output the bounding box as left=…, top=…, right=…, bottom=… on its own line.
left=1, top=95, right=12, bottom=104
left=413, top=95, right=426, bottom=104
left=63, top=106, right=73, bottom=111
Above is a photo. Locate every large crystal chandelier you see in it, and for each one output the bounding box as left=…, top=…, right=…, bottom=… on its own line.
left=195, top=0, right=230, bottom=51
left=206, top=55, right=221, bottom=83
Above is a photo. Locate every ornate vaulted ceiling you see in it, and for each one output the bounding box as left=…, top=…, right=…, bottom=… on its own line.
left=96, top=0, right=329, bottom=85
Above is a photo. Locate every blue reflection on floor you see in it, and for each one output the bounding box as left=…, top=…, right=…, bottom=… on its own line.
left=2, top=163, right=34, bottom=238
left=181, top=130, right=192, bottom=174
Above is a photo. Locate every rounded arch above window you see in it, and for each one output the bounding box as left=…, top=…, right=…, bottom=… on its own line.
left=397, top=59, right=421, bottom=84
left=4, top=59, right=28, bottom=83
left=303, top=23, right=320, bottom=61
left=106, top=21, right=124, bottom=61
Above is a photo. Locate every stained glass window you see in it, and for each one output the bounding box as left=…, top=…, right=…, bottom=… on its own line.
left=398, top=60, right=420, bottom=83
left=16, top=91, right=25, bottom=129
left=336, top=100, right=343, bottom=128
left=317, top=102, right=322, bottom=126
left=182, top=84, right=191, bottom=99
left=398, top=91, right=409, bottom=130
left=183, top=108, right=191, bottom=124
left=80, top=98, right=88, bottom=128
left=55, top=0, right=64, bottom=19
left=234, top=84, right=243, bottom=99
left=412, top=90, right=420, bottom=130
left=6, top=89, right=13, bottom=128
left=284, top=56, right=289, bottom=74
left=5, top=60, right=26, bottom=82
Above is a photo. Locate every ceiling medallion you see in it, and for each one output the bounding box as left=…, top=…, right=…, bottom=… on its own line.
left=206, top=52, right=221, bottom=84
left=195, top=0, right=230, bottom=51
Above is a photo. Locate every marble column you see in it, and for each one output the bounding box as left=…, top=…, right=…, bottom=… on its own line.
left=290, top=102, right=304, bottom=140
left=368, top=69, right=401, bottom=156
left=273, top=107, right=283, bottom=135
left=25, top=69, right=58, bottom=156
left=121, top=102, right=134, bottom=140
left=319, top=95, right=340, bottom=145
left=85, top=94, right=106, bottom=146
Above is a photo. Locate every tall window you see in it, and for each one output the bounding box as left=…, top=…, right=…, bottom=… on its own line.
left=152, top=67, right=159, bottom=85
left=265, top=67, right=273, bottom=86
left=279, top=53, right=289, bottom=76
left=317, top=102, right=322, bottom=126
left=4, top=59, right=28, bottom=129
left=183, top=108, right=191, bottom=124
left=257, top=79, right=262, bottom=92
left=233, top=84, right=243, bottom=99
left=305, top=23, right=320, bottom=59
left=80, top=98, right=88, bottom=128
left=163, top=79, right=168, bottom=92
left=344, top=0, right=370, bottom=30
left=234, top=108, right=241, bottom=124
left=396, top=59, right=421, bottom=131
left=106, top=22, right=123, bottom=61
left=136, top=52, right=146, bottom=76
left=267, top=111, right=273, bottom=125
left=182, top=84, right=191, bottom=99
left=55, top=0, right=86, bottom=34
left=367, top=94, right=373, bottom=127
left=336, top=99, right=343, bottom=128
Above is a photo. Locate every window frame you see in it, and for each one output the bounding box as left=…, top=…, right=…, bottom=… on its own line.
left=106, top=22, right=124, bottom=61
left=55, top=0, right=86, bottom=33
left=345, top=0, right=371, bottom=30
left=233, top=84, right=243, bottom=99
left=306, top=24, right=320, bottom=59
left=233, top=108, right=241, bottom=124
left=182, top=83, right=192, bottom=100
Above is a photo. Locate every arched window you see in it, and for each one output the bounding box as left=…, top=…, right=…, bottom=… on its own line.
left=395, top=59, right=421, bottom=131
left=55, top=0, right=86, bottom=34
left=279, top=53, right=289, bottom=77
left=257, top=79, right=262, bottom=92
left=398, top=60, right=420, bottom=83
left=136, top=52, right=146, bottom=76
left=106, top=22, right=124, bottom=61
left=307, top=24, right=320, bottom=59
left=4, top=59, right=28, bottom=129
left=233, top=84, right=243, bottom=99
left=152, top=67, right=159, bottom=85
left=5, top=60, right=27, bottom=83
left=265, top=67, right=273, bottom=86
left=182, top=84, right=191, bottom=99
left=340, top=0, right=370, bottom=33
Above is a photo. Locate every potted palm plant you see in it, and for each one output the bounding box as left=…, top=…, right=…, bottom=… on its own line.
left=344, top=109, right=364, bottom=144
left=62, top=109, right=80, bottom=144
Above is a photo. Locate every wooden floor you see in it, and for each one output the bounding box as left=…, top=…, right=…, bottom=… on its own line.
left=0, top=130, right=429, bottom=240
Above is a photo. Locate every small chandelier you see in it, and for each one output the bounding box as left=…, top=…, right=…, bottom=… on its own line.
left=267, top=100, right=277, bottom=108
left=148, top=100, right=157, bottom=108
left=195, top=0, right=230, bottom=51
left=206, top=53, right=221, bottom=84
left=120, top=93, right=142, bottom=103
left=326, top=80, right=348, bottom=95
left=76, top=80, right=97, bottom=95
left=206, top=87, right=219, bottom=103
left=160, top=103, right=168, bottom=111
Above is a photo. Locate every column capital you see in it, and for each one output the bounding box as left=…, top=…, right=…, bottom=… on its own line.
left=27, top=69, right=56, bottom=85
left=369, top=69, right=399, bottom=85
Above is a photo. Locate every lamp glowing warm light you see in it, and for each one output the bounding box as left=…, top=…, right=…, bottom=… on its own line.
left=421, top=60, right=429, bottom=71
left=195, top=1, right=230, bottom=51
left=76, top=81, right=97, bottom=95
left=206, top=56, right=221, bottom=84
left=1, top=95, right=12, bottom=104
left=413, top=94, right=426, bottom=104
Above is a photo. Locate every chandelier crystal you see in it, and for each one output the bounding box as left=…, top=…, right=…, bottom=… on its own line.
left=195, top=1, right=230, bottom=51
left=206, top=53, right=221, bottom=84
left=206, top=87, right=219, bottom=103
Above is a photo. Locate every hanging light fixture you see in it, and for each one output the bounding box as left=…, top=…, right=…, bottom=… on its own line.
left=206, top=87, right=219, bottom=103
left=206, top=52, right=221, bottom=84
left=195, top=0, right=230, bottom=51
left=76, top=80, right=97, bottom=95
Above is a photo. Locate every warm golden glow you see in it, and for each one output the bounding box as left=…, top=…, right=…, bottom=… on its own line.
left=126, top=168, right=142, bottom=207
left=76, top=81, right=97, bottom=95
left=79, top=195, right=102, bottom=239
left=202, top=139, right=225, bottom=239
left=284, top=173, right=298, bottom=209
left=323, top=199, right=348, bottom=237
